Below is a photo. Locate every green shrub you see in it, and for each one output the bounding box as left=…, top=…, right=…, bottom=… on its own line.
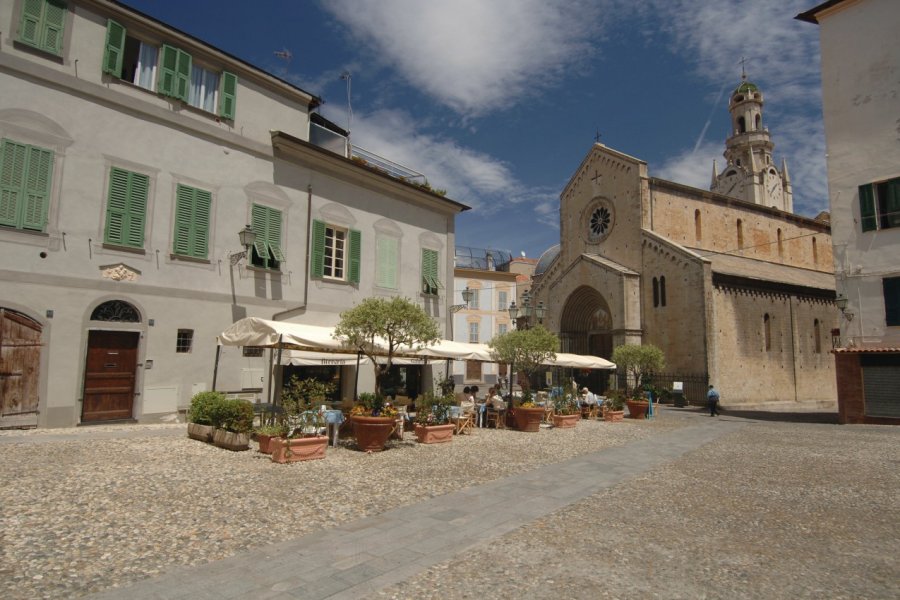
left=188, top=391, right=226, bottom=425
left=218, top=399, right=255, bottom=433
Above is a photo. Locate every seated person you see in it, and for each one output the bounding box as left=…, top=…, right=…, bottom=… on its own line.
left=488, top=387, right=507, bottom=411
left=580, top=387, right=598, bottom=407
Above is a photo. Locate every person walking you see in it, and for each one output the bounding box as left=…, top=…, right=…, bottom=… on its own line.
left=707, top=384, right=720, bottom=417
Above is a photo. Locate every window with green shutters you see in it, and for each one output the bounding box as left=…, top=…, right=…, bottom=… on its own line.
left=860, top=177, right=900, bottom=232
left=422, top=248, right=442, bottom=295
left=18, top=0, right=67, bottom=56
left=375, top=235, right=399, bottom=289
left=172, top=184, right=211, bottom=258
left=104, top=167, right=149, bottom=248
left=103, top=21, right=237, bottom=118
left=310, top=219, right=360, bottom=283
left=250, top=204, right=284, bottom=270
left=0, top=138, right=54, bottom=232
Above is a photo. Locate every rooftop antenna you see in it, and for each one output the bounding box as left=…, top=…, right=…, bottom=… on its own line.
left=340, top=71, right=353, bottom=144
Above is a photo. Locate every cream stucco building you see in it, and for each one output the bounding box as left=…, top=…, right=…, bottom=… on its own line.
left=798, top=0, right=900, bottom=423
left=0, top=0, right=466, bottom=428
left=531, top=78, right=838, bottom=407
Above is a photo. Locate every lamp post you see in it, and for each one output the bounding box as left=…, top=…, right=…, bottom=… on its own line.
left=230, top=224, right=257, bottom=265
left=446, top=286, right=474, bottom=386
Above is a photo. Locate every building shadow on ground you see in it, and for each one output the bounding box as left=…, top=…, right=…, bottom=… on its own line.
left=668, top=405, right=839, bottom=425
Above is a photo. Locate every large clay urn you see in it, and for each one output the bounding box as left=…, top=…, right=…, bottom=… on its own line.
left=351, top=415, right=396, bottom=452
left=514, top=406, right=545, bottom=432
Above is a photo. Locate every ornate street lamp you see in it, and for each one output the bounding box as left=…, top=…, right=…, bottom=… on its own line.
left=230, top=224, right=257, bottom=265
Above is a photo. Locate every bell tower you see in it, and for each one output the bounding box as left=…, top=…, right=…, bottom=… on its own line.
left=710, top=71, right=793, bottom=212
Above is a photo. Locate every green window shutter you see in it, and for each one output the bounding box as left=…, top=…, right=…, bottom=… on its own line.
left=41, top=0, right=66, bottom=55
left=376, top=236, right=399, bottom=289
left=125, top=172, right=148, bottom=247
left=173, top=184, right=194, bottom=256
left=174, top=48, right=192, bottom=102
left=158, top=44, right=177, bottom=97
left=105, top=168, right=148, bottom=247
left=348, top=228, right=361, bottom=284
left=859, top=184, right=876, bottom=232
left=267, top=207, right=284, bottom=262
left=218, top=71, right=237, bottom=120
left=192, top=188, right=211, bottom=258
left=22, top=145, right=53, bottom=231
left=105, top=168, right=130, bottom=244
left=0, top=140, right=27, bottom=227
left=886, top=178, right=900, bottom=229
left=311, top=219, right=325, bottom=278
left=422, top=248, right=439, bottom=294
left=251, top=203, right=269, bottom=259
left=103, top=19, right=126, bottom=77
left=19, top=0, right=44, bottom=48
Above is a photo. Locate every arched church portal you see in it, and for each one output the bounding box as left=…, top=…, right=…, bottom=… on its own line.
left=560, top=286, right=614, bottom=393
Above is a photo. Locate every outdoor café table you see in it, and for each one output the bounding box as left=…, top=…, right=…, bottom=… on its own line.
left=324, top=409, right=344, bottom=447
left=475, top=403, right=486, bottom=427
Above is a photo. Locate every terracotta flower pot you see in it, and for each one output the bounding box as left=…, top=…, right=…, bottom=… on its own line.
left=626, top=400, right=650, bottom=419
left=414, top=423, right=455, bottom=444
left=270, top=436, right=328, bottom=463
left=514, top=406, right=545, bottom=432
left=351, top=415, right=396, bottom=452
left=256, top=434, right=278, bottom=454
left=603, top=410, right=625, bottom=422
left=552, top=413, right=580, bottom=428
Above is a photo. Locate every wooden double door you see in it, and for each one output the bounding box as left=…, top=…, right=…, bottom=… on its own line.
left=0, top=309, right=42, bottom=428
left=82, top=330, right=139, bottom=422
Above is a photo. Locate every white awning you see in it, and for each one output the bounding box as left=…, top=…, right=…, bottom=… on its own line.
left=218, top=317, right=352, bottom=352
left=544, top=352, right=616, bottom=370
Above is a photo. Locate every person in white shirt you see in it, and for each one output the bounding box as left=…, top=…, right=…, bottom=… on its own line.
left=580, top=387, right=598, bottom=407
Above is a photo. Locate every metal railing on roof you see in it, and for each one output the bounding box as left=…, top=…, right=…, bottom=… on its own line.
left=455, top=246, right=512, bottom=271
left=350, top=145, right=426, bottom=183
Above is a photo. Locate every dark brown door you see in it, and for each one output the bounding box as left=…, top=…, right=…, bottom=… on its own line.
left=82, top=330, right=139, bottom=422
left=0, top=309, right=43, bottom=428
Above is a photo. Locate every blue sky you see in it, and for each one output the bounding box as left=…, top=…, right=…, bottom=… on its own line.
left=124, top=0, right=827, bottom=260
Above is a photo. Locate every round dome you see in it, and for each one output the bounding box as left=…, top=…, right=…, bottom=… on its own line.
left=733, top=80, right=759, bottom=95
left=534, top=244, right=560, bottom=276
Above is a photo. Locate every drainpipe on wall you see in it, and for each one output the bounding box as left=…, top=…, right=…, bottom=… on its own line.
left=272, top=184, right=313, bottom=321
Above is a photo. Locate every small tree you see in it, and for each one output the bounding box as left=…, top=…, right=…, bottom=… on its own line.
left=334, top=297, right=440, bottom=398
left=611, top=344, right=666, bottom=398
left=488, top=325, right=559, bottom=403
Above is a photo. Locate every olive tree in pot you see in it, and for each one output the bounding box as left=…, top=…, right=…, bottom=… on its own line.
left=334, top=297, right=440, bottom=452
left=611, top=344, right=665, bottom=419
left=488, top=325, right=558, bottom=432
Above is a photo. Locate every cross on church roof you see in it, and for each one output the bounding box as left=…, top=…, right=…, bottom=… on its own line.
left=594, top=129, right=602, bottom=143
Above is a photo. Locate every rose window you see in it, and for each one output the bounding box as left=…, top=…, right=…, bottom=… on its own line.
left=590, top=207, right=611, bottom=237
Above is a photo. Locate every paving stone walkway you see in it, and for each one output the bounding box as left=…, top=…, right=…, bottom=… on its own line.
left=86, top=417, right=746, bottom=600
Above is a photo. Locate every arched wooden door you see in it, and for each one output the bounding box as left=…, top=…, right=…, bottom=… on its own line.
left=0, top=309, right=43, bottom=428
left=81, top=300, right=141, bottom=423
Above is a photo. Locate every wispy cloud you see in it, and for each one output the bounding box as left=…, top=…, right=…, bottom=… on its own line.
left=320, top=0, right=607, bottom=116
left=655, top=141, right=721, bottom=191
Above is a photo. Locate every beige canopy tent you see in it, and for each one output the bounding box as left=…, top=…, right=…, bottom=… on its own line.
left=214, top=317, right=616, bottom=402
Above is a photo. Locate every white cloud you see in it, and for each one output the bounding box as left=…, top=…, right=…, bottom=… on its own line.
left=321, top=0, right=606, bottom=116
left=655, top=141, right=721, bottom=190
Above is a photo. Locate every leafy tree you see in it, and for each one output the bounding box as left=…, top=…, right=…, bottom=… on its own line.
left=334, top=297, right=440, bottom=397
left=611, top=344, right=666, bottom=398
left=488, top=325, right=559, bottom=400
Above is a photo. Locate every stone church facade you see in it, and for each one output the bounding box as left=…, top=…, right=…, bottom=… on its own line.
left=531, top=78, right=838, bottom=408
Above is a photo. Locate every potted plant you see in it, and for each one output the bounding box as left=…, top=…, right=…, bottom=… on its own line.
left=413, top=391, right=455, bottom=444
left=488, top=325, right=559, bottom=433
left=186, top=391, right=223, bottom=442
left=603, top=391, right=626, bottom=422
left=611, top=344, right=665, bottom=420
left=254, top=423, right=288, bottom=455
left=551, top=393, right=580, bottom=428
left=211, top=398, right=254, bottom=451
left=270, top=376, right=333, bottom=463
left=349, top=392, right=398, bottom=452
left=334, top=297, right=439, bottom=452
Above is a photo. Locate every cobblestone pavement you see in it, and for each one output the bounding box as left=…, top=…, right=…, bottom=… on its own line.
left=376, top=417, right=900, bottom=600
left=3, top=410, right=896, bottom=599
left=0, top=411, right=687, bottom=599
